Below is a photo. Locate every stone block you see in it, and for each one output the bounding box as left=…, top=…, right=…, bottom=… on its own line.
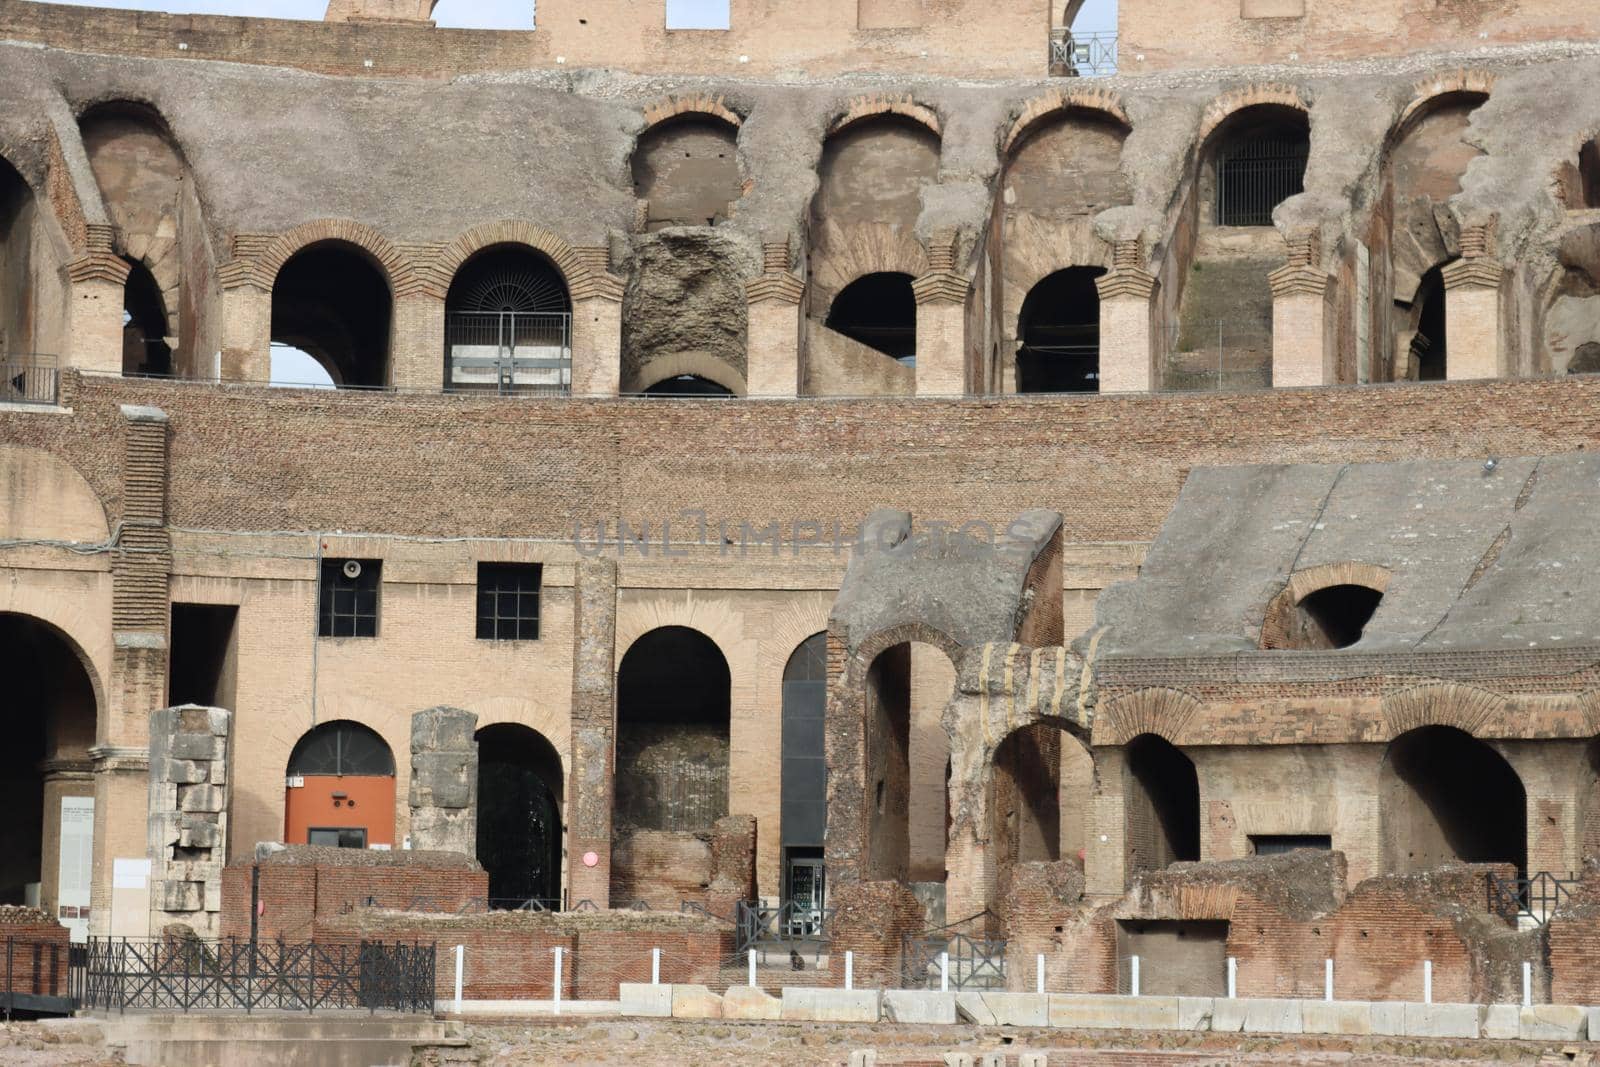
left=1303, top=1000, right=1374, bottom=1035
left=205, top=707, right=231, bottom=736
left=1369, top=1001, right=1405, bottom=1035
left=670, top=984, right=722, bottom=1019
left=849, top=1053, right=876, bottom=1067
left=1212, top=997, right=1303, bottom=1034
left=210, top=759, right=228, bottom=785
left=159, top=881, right=202, bottom=911
left=1017, top=1056, right=1048, bottom=1067
left=1177, top=997, right=1214, bottom=1030
left=979, top=992, right=1048, bottom=1027
left=1589, top=1007, right=1600, bottom=1041
left=170, top=733, right=226, bottom=761
left=1482, top=1003, right=1519, bottom=1039
left=1519, top=1004, right=1587, bottom=1040
left=617, top=983, right=671, bottom=1018
left=882, top=990, right=956, bottom=1025
left=1402, top=1003, right=1483, bottom=1039
left=163, top=759, right=208, bottom=784
left=1047, top=994, right=1181, bottom=1030
left=178, top=819, right=221, bottom=849
left=781, top=988, right=881, bottom=1023
left=409, top=752, right=475, bottom=809
left=722, top=985, right=783, bottom=1021
left=178, top=785, right=226, bottom=813
left=955, top=992, right=995, bottom=1025
left=411, top=707, right=477, bottom=753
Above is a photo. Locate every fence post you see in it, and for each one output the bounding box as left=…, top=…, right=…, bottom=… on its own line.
left=748, top=948, right=756, bottom=989
left=1036, top=954, right=1045, bottom=995
left=1226, top=957, right=1237, bottom=999
left=453, top=944, right=464, bottom=1015
left=552, top=947, right=563, bottom=1016
left=845, top=951, right=853, bottom=991
left=1325, top=958, right=1333, bottom=1002
left=939, top=951, right=949, bottom=993
left=1130, top=955, right=1140, bottom=998
left=1522, top=961, right=1532, bottom=1008
left=652, top=947, right=661, bottom=986
left=1423, top=960, right=1432, bottom=1005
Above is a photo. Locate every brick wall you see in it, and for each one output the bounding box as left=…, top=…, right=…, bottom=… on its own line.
left=1548, top=904, right=1600, bottom=1005
left=0, top=922, right=71, bottom=998
left=829, top=880, right=925, bottom=988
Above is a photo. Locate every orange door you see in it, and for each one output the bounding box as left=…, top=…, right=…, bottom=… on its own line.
left=284, top=774, right=395, bottom=848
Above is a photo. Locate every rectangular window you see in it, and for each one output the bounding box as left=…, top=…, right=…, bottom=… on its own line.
left=1250, top=834, right=1332, bottom=856
left=319, top=559, right=381, bottom=638
left=308, top=828, right=368, bottom=849
left=666, top=0, right=730, bottom=30
left=477, top=563, right=542, bottom=641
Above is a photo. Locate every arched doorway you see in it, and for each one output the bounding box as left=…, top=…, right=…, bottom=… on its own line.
left=0, top=614, right=97, bottom=936
left=284, top=721, right=396, bottom=849
left=1405, top=263, right=1449, bottom=381
left=1123, top=734, right=1200, bottom=874
left=1016, top=267, right=1106, bottom=393
left=1381, top=725, right=1526, bottom=877
left=443, top=245, right=572, bottom=394
left=1207, top=105, right=1310, bottom=227
left=642, top=374, right=735, bottom=397
left=270, top=242, right=393, bottom=388
left=781, top=634, right=828, bottom=918
left=475, top=723, right=563, bottom=908
left=826, top=273, right=918, bottom=366
left=122, top=259, right=171, bottom=377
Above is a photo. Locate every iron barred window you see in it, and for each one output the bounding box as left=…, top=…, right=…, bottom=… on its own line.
left=318, top=559, right=380, bottom=638
left=477, top=563, right=542, bottom=641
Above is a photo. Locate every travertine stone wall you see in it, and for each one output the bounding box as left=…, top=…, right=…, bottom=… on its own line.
left=407, top=706, right=478, bottom=856
left=146, top=704, right=231, bottom=938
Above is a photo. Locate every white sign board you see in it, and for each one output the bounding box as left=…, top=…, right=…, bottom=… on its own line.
left=57, top=797, right=94, bottom=943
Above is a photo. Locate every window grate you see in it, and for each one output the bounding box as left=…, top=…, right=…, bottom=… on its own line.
left=319, top=559, right=380, bottom=638
left=477, top=563, right=542, bottom=641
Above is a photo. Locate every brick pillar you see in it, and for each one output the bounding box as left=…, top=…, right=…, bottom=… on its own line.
left=1085, top=746, right=1127, bottom=898
left=1442, top=224, right=1504, bottom=381
left=408, top=707, right=479, bottom=856
left=745, top=238, right=804, bottom=398
left=570, top=248, right=624, bottom=398
left=1269, top=233, right=1335, bottom=387
left=218, top=281, right=271, bottom=383
left=65, top=233, right=131, bottom=377
left=567, top=559, right=617, bottom=907
left=1095, top=241, right=1157, bottom=393
left=911, top=237, right=970, bottom=397
left=147, top=706, right=231, bottom=938
left=389, top=292, right=444, bottom=391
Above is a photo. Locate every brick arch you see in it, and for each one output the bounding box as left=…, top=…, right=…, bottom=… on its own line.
left=436, top=220, right=596, bottom=302
left=1260, top=562, right=1392, bottom=649
left=846, top=621, right=963, bottom=683
left=828, top=94, right=942, bottom=140
left=1196, top=84, right=1311, bottom=150
left=614, top=601, right=747, bottom=674
left=0, top=607, right=107, bottom=737
left=1392, top=69, right=1495, bottom=143
left=1092, top=687, right=1201, bottom=746
left=255, top=219, right=417, bottom=296
left=1381, top=682, right=1508, bottom=738
left=640, top=93, right=744, bottom=132
left=1002, top=87, right=1130, bottom=156
left=758, top=595, right=834, bottom=679
left=625, top=351, right=746, bottom=396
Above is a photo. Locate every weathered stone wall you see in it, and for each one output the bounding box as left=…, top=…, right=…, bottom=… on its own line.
left=408, top=706, right=478, bottom=856
left=146, top=705, right=230, bottom=938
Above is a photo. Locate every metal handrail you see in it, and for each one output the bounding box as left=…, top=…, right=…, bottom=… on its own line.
left=1486, top=870, right=1580, bottom=926
left=1, top=353, right=59, bottom=406
left=1049, top=29, right=1117, bottom=77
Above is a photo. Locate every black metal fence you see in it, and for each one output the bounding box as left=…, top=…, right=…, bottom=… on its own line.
left=2, top=354, right=59, bottom=405
left=1487, top=871, right=1580, bottom=927
left=1216, top=139, right=1308, bottom=226
left=902, top=932, right=1007, bottom=991
left=78, top=938, right=435, bottom=1014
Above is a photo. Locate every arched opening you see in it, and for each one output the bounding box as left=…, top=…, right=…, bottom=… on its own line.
left=641, top=374, right=735, bottom=397
left=1123, top=734, right=1199, bottom=874
left=1269, top=583, right=1384, bottom=650
left=284, top=720, right=396, bottom=849
left=1582, top=736, right=1600, bottom=864
left=0, top=156, right=44, bottom=364
left=1381, top=726, right=1526, bottom=878
left=0, top=614, right=97, bottom=936
left=475, top=723, right=563, bottom=909
left=121, top=258, right=170, bottom=377
left=443, top=244, right=572, bottom=394
left=1404, top=263, right=1449, bottom=381
left=826, top=273, right=917, bottom=365
left=859, top=639, right=955, bottom=883
left=1207, top=105, right=1310, bottom=227
left=1016, top=267, right=1105, bottom=393
left=1580, top=140, right=1600, bottom=210
left=612, top=627, right=730, bottom=901
left=631, top=114, right=743, bottom=230
left=991, top=723, right=1064, bottom=884
left=270, top=241, right=392, bottom=389
left=781, top=633, right=828, bottom=920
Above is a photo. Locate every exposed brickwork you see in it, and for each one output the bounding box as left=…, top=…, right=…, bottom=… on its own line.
left=0, top=921, right=71, bottom=1000
left=828, top=880, right=925, bottom=988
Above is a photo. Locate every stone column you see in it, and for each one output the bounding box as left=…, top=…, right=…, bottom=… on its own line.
left=147, top=706, right=232, bottom=938
left=567, top=559, right=618, bottom=907
left=570, top=249, right=624, bottom=398
left=217, top=281, right=271, bottom=384
left=1269, top=233, right=1336, bottom=387
left=64, top=235, right=131, bottom=377
left=408, top=707, right=479, bottom=856
left=1095, top=241, right=1158, bottom=394
left=745, top=238, right=804, bottom=398
left=942, top=733, right=996, bottom=928
left=1442, top=224, right=1505, bottom=381
left=389, top=292, right=444, bottom=392
left=911, top=239, right=970, bottom=397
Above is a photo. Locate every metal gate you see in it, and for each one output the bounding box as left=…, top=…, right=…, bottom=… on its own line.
left=445, top=311, right=571, bottom=395
left=1216, top=138, right=1308, bottom=226
left=902, top=932, right=1007, bottom=991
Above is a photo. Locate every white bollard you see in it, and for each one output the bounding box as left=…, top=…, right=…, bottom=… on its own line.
left=1325, top=958, right=1333, bottom=1002
left=652, top=947, right=661, bottom=986
left=1036, top=954, right=1045, bottom=995
left=553, top=946, right=564, bottom=1016
left=1522, top=961, right=1532, bottom=1007
left=453, top=944, right=464, bottom=1015
left=940, top=951, right=950, bottom=993
left=748, top=948, right=757, bottom=989
left=1226, top=957, right=1237, bottom=999
left=845, top=951, right=854, bottom=990
left=1423, top=960, right=1432, bottom=1005
left=1130, top=955, right=1140, bottom=998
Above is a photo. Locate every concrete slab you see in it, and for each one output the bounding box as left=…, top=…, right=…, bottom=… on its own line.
left=1589, top=1007, right=1600, bottom=1042
left=955, top=992, right=996, bottom=1026
left=979, top=992, right=1049, bottom=1027
left=1369, top=1002, right=1405, bottom=1036
left=670, top=984, right=723, bottom=1019
left=1212, top=997, right=1304, bottom=1034
left=1047, top=994, right=1181, bottom=1030
left=1302, top=1000, right=1374, bottom=1036
left=849, top=1052, right=876, bottom=1067
left=1482, top=1003, right=1519, bottom=1040
left=1519, top=1004, right=1588, bottom=1040
left=882, top=990, right=957, bottom=1025
left=722, top=985, right=783, bottom=1021
left=1402, top=1003, right=1483, bottom=1039
left=1176, top=997, right=1214, bottom=1030
left=781, top=987, right=881, bottom=1023
left=618, top=983, right=672, bottom=1018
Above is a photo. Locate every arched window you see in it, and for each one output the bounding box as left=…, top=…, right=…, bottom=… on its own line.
left=1381, top=726, right=1525, bottom=878
left=1123, top=734, right=1200, bottom=873
left=1016, top=267, right=1105, bottom=393
left=0, top=157, right=42, bottom=363
left=631, top=115, right=743, bottom=230
left=827, top=273, right=917, bottom=365
left=444, top=245, right=572, bottom=394
left=1581, top=140, right=1600, bottom=210
left=285, top=721, right=395, bottom=849
left=641, top=374, right=735, bottom=397
left=271, top=242, right=392, bottom=389
left=1208, top=106, right=1310, bottom=226
left=122, top=259, right=171, bottom=377
left=476, top=723, right=563, bottom=908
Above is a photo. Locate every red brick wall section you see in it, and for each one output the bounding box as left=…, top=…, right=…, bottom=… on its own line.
left=1549, top=904, right=1600, bottom=1006
left=828, top=880, right=925, bottom=989
left=610, top=830, right=715, bottom=910
left=0, top=921, right=71, bottom=998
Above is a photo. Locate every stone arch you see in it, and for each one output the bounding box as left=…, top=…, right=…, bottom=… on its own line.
left=283, top=719, right=397, bottom=849
left=1391, top=70, right=1497, bottom=144
left=256, top=219, right=414, bottom=296
left=437, top=221, right=594, bottom=302
left=632, top=108, right=745, bottom=230
left=1002, top=88, right=1130, bottom=156
left=1196, top=84, right=1311, bottom=150
left=828, top=94, right=942, bottom=139
left=1380, top=682, right=1508, bottom=738
left=1093, top=688, right=1202, bottom=746
left=1381, top=724, right=1526, bottom=877
left=475, top=721, right=564, bottom=906
left=640, top=93, right=744, bottom=132
left=1261, top=562, right=1392, bottom=650
left=624, top=349, right=746, bottom=396
left=0, top=609, right=105, bottom=741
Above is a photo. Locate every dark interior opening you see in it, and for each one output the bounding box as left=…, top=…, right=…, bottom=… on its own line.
left=0, top=157, right=36, bottom=361
left=287, top=721, right=395, bottom=777
left=270, top=241, right=392, bottom=388
left=1297, top=584, right=1383, bottom=649
left=827, top=272, right=917, bottom=365
left=1124, top=733, right=1200, bottom=873
left=863, top=642, right=914, bottom=881
left=781, top=633, right=828, bottom=851
left=443, top=245, right=571, bottom=393
left=1382, top=725, right=1526, bottom=878
left=1211, top=105, right=1311, bottom=227
left=642, top=374, right=735, bottom=396
left=1581, top=140, right=1600, bottom=210
left=1017, top=267, right=1105, bottom=393
left=121, top=259, right=170, bottom=377
left=1410, top=264, right=1447, bottom=381
left=476, top=723, right=563, bottom=908
left=168, top=603, right=238, bottom=708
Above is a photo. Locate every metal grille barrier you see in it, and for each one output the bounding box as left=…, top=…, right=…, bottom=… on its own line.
left=1216, top=139, right=1308, bottom=226
left=445, top=311, right=571, bottom=395
left=1487, top=871, right=1580, bottom=927
left=1049, top=30, right=1117, bottom=77
left=902, top=932, right=1007, bottom=991
left=736, top=900, right=833, bottom=961
left=1, top=353, right=59, bottom=405
left=78, top=937, right=435, bottom=1014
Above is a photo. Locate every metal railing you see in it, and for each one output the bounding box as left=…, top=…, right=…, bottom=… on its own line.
left=1216, top=139, right=1308, bottom=226
left=736, top=900, right=833, bottom=955
left=902, top=932, right=1007, bottom=991
left=1487, top=871, right=1580, bottom=927
left=2, top=353, right=59, bottom=405
left=78, top=937, right=435, bottom=1014
left=445, top=311, right=571, bottom=396
left=1050, top=30, right=1117, bottom=77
